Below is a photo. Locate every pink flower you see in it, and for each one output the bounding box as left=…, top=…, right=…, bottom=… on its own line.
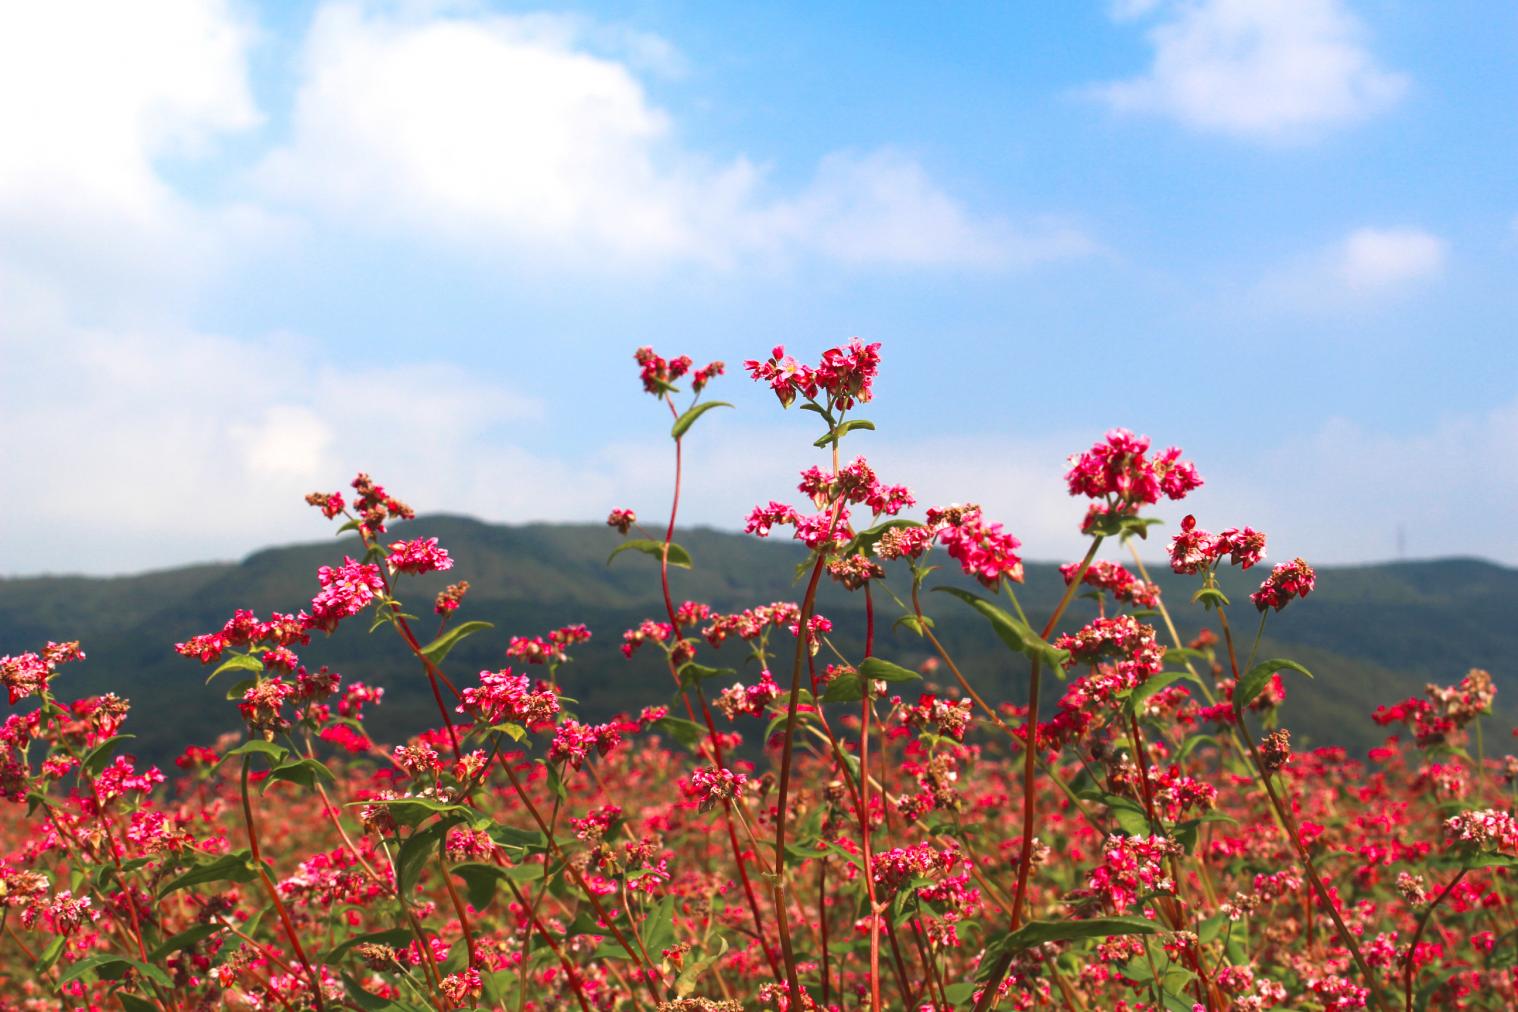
left=386, top=537, right=453, bottom=576
left=457, top=669, right=559, bottom=728
left=1065, top=429, right=1202, bottom=508
left=689, top=766, right=748, bottom=812
left=744, top=338, right=882, bottom=410
left=1168, top=514, right=1217, bottom=575
left=745, top=501, right=800, bottom=537
left=606, top=508, right=637, bottom=534
left=1251, top=557, right=1317, bottom=612
left=1215, top=527, right=1267, bottom=570
left=634, top=346, right=694, bottom=395
left=931, top=506, right=1023, bottom=586
left=309, top=558, right=386, bottom=633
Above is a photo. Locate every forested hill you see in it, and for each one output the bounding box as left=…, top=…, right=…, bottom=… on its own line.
left=2, top=515, right=1513, bottom=759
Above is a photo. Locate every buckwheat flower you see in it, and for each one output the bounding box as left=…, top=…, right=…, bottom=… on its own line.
left=240, top=678, right=296, bottom=738
left=1066, top=429, right=1202, bottom=507
left=745, top=501, right=800, bottom=537
left=1250, top=557, right=1317, bottom=612
left=393, top=743, right=441, bottom=778
left=1260, top=729, right=1292, bottom=772
left=691, top=360, right=725, bottom=393
left=0, top=652, right=51, bottom=705
left=305, top=490, right=345, bottom=519
left=1215, top=526, right=1267, bottom=570
left=434, top=580, right=469, bottom=615
left=93, top=756, right=165, bottom=805
left=933, top=507, right=1023, bottom=586
left=309, top=558, right=386, bottom=633
left=635, top=346, right=693, bottom=395
left=620, top=619, right=674, bottom=658
left=793, top=509, right=851, bottom=550
left=1444, top=808, right=1518, bottom=853
left=386, top=537, right=453, bottom=576
left=714, top=671, right=782, bottom=720
left=457, top=669, right=559, bottom=728
left=1396, top=871, right=1429, bottom=907
left=690, top=766, right=748, bottom=812
left=439, top=968, right=482, bottom=1004
left=875, top=524, right=934, bottom=561
left=1168, top=515, right=1217, bottom=575
left=606, top=508, right=637, bottom=534
left=174, top=632, right=228, bottom=664
left=1084, top=834, right=1182, bottom=913
left=827, top=552, right=884, bottom=589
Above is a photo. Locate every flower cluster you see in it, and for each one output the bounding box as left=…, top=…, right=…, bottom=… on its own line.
left=745, top=338, right=882, bottom=409
left=1065, top=428, right=1203, bottom=507
left=1250, top=557, right=1317, bottom=612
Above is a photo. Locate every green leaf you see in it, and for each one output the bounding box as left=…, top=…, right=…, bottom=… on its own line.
left=216, top=739, right=289, bottom=771
left=118, top=995, right=158, bottom=1012
left=362, top=797, right=472, bottom=829
left=893, top=614, right=933, bottom=638
left=149, top=922, right=225, bottom=960
left=820, top=672, right=864, bottom=703
left=1172, top=813, right=1238, bottom=852
left=642, top=895, right=677, bottom=955
left=1191, top=587, right=1230, bottom=610
left=1237, top=658, right=1313, bottom=710
left=34, top=934, right=66, bottom=975
left=675, top=936, right=729, bottom=997
left=204, top=652, right=264, bottom=685
left=419, top=620, right=494, bottom=665
left=671, top=400, right=733, bottom=440
left=653, top=715, right=706, bottom=752
left=977, top=917, right=1161, bottom=981
left=858, top=657, right=922, bottom=684
left=678, top=663, right=736, bottom=690
left=59, top=955, right=171, bottom=987
left=608, top=539, right=693, bottom=569
left=396, top=826, right=445, bottom=895
left=813, top=418, right=874, bottom=447
left=488, top=721, right=528, bottom=742
left=262, top=757, right=337, bottom=792
left=934, top=587, right=1069, bottom=668
left=450, top=862, right=544, bottom=909
left=158, top=850, right=260, bottom=898
left=206, top=652, right=263, bottom=685
left=80, top=734, right=135, bottom=778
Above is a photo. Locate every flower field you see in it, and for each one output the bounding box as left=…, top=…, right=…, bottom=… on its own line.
left=0, top=342, right=1510, bottom=1011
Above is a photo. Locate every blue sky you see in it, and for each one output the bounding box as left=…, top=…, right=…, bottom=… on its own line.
left=2, top=0, right=1514, bottom=574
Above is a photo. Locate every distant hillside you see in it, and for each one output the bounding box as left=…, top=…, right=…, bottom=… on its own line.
left=2, top=516, right=1513, bottom=760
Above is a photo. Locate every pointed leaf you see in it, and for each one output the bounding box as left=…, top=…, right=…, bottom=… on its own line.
left=1238, top=658, right=1313, bottom=710
left=419, top=620, right=494, bottom=665
left=671, top=401, right=733, bottom=440
left=608, top=538, right=693, bottom=569
left=934, top=587, right=1069, bottom=668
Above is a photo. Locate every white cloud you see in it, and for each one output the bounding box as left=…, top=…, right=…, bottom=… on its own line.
left=1092, top=0, right=1408, bottom=140
left=1332, top=227, right=1447, bottom=291
left=0, top=294, right=548, bottom=573
left=256, top=2, right=1084, bottom=269
left=1256, top=225, right=1448, bottom=307
left=0, top=0, right=267, bottom=313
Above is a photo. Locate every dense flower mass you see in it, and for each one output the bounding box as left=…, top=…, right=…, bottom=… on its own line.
left=0, top=354, right=1505, bottom=1012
